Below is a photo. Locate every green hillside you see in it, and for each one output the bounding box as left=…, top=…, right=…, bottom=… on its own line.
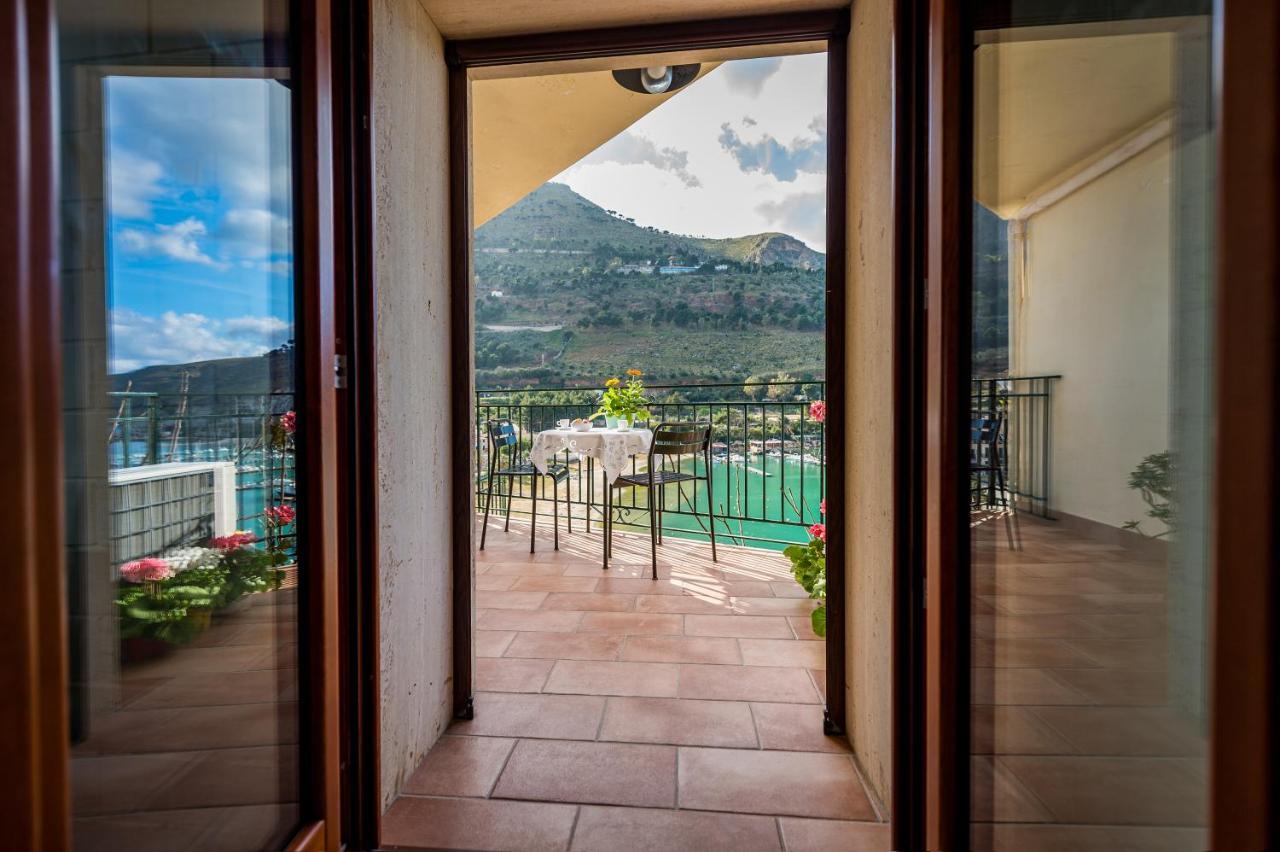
left=474, top=183, right=827, bottom=388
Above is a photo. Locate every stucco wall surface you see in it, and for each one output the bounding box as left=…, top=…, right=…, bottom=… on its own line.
left=843, top=0, right=895, bottom=814
left=373, top=0, right=455, bottom=812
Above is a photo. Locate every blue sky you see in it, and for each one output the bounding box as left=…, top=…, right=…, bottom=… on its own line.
left=105, top=75, right=294, bottom=373
left=556, top=53, right=828, bottom=250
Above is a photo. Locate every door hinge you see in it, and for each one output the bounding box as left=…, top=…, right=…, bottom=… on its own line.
left=334, top=353, right=348, bottom=389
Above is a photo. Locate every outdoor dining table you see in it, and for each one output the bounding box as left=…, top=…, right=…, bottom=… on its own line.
left=530, top=426, right=653, bottom=565
left=529, top=425, right=653, bottom=487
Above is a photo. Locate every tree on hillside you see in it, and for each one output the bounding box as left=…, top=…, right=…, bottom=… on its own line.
left=744, top=375, right=770, bottom=401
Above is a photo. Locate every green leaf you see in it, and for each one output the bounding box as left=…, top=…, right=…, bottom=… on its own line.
left=810, top=605, right=826, bottom=638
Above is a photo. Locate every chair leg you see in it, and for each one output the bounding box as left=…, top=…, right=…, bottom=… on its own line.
left=553, top=476, right=560, bottom=551
left=566, top=465, right=574, bottom=535
left=530, top=476, right=538, bottom=554
left=480, top=474, right=495, bottom=551
left=603, top=483, right=611, bottom=570
left=503, top=475, right=513, bottom=532
left=706, top=447, right=716, bottom=560
left=586, top=457, right=594, bottom=534
left=704, top=474, right=718, bottom=563
left=647, top=484, right=658, bottom=580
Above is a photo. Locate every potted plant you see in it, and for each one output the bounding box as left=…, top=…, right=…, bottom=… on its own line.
left=784, top=399, right=828, bottom=636
left=594, top=369, right=650, bottom=430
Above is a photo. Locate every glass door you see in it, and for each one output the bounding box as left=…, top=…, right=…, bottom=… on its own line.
left=964, top=4, right=1215, bottom=849
left=55, top=1, right=331, bottom=848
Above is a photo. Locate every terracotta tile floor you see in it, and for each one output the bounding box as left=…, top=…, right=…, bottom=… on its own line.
left=70, top=590, right=300, bottom=851
left=970, top=514, right=1209, bottom=851
left=384, top=519, right=888, bottom=852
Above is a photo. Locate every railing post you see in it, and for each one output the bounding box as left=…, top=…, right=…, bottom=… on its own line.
left=146, top=396, right=158, bottom=465
left=123, top=396, right=133, bottom=467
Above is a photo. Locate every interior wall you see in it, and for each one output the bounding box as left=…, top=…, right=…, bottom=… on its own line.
left=843, top=0, right=895, bottom=814
left=1013, top=140, right=1173, bottom=530
left=372, top=0, right=455, bottom=812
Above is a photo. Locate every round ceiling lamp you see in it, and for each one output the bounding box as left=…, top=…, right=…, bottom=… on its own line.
left=612, top=63, right=701, bottom=95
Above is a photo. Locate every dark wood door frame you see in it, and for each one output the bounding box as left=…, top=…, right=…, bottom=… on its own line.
left=444, top=5, right=853, bottom=742
left=1210, top=0, right=1280, bottom=847
left=920, top=0, right=1280, bottom=847
left=0, top=0, right=69, bottom=846
left=0, top=0, right=347, bottom=847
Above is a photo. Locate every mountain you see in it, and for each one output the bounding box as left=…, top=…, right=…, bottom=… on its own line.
left=111, top=348, right=294, bottom=397
left=476, top=182, right=824, bottom=271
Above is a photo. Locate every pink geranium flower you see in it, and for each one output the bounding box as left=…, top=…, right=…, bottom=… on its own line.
left=280, top=410, right=297, bottom=435
left=809, top=400, right=827, bottom=423
left=120, top=557, right=174, bottom=583
left=212, top=531, right=257, bottom=550
left=820, top=498, right=826, bottom=515
left=265, top=505, right=296, bottom=525
left=808, top=523, right=826, bottom=543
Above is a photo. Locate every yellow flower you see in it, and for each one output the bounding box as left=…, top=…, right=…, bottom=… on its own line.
left=626, top=369, right=643, bottom=377
left=605, top=377, right=621, bottom=387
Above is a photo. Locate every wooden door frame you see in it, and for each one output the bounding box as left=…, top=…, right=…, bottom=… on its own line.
left=0, top=0, right=346, bottom=847
left=0, top=0, right=69, bottom=846
left=444, top=5, right=853, bottom=742
left=1209, top=0, right=1280, bottom=847
left=920, top=0, right=1280, bottom=847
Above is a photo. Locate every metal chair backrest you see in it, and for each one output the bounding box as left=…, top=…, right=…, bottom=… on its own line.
left=650, top=422, right=711, bottom=458
left=970, top=412, right=1003, bottom=467
left=486, top=419, right=518, bottom=463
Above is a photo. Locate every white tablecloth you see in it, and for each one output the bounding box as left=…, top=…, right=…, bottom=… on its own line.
left=530, top=427, right=653, bottom=485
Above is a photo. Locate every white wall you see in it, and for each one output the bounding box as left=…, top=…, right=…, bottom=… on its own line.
left=1013, top=139, right=1173, bottom=531
left=844, top=0, right=894, bottom=814
left=373, top=0, right=455, bottom=812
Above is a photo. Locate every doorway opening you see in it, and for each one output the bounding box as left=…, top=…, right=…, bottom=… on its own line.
left=380, top=22, right=886, bottom=848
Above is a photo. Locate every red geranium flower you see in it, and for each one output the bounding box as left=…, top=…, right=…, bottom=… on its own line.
left=809, top=400, right=827, bottom=423
left=212, top=531, right=258, bottom=550
left=265, top=505, right=296, bottom=526
left=808, top=523, right=826, bottom=543
left=280, top=410, right=297, bottom=435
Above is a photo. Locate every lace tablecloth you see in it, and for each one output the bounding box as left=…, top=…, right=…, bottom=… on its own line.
left=530, top=427, right=653, bottom=485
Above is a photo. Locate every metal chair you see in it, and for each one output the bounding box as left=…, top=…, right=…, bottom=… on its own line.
left=605, top=422, right=717, bottom=578
left=479, top=418, right=570, bottom=553
left=971, top=411, right=1019, bottom=549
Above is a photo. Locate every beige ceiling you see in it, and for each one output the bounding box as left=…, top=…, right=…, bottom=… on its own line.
left=420, top=0, right=846, bottom=40
left=471, top=63, right=719, bottom=227
left=974, top=31, right=1176, bottom=217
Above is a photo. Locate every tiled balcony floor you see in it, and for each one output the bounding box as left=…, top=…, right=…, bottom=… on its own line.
left=383, top=519, right=889, bottom=852
left=970, top=513, right=1208, bottom=852
left=70, top=589, right=300, bottom=851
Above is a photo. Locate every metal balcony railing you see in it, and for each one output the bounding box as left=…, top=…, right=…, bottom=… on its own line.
left=475, top=380, right=827, bottom=548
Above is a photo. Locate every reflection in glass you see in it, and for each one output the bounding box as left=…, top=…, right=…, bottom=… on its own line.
left=969, top=11, right=1214, bottom=851
left=59, top=3, right=301, bottom=848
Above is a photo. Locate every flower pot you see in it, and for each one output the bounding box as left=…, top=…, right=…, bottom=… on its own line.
left=605, top=415, right=620, bottom=429
left=617, top=416, right=633, bottom=432
left=121, top=636, right=174, bottom=665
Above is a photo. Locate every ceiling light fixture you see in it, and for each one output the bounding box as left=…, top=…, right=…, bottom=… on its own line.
left=612, top=63, right=700, bottom=95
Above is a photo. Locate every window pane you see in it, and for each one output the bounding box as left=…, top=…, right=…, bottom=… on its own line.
left=59, top=3, right=302, bottom=848
left=968, top=8, right=1214, bottom=850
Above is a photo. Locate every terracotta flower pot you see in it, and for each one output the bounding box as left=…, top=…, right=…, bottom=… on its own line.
left=120, top=636, right=173, bottom=665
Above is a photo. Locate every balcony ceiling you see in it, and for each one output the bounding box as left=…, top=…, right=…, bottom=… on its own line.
left=472, top=42, right=823, bottom=228
left=419, top=0, right=847, bottom=40
left=975, top=30, right=1177, bottom=217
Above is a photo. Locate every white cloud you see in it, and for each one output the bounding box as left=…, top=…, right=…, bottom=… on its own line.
left=217, top=208, right=292, bottom=259
left=106, top=75, right=294, bottom=213
left=107, top=150, right=164, bottom=219
left=756, top=191, right=826, bottom=248
left=721, top=57, right=783, bottom=97
left=555, top=53, right=829, bottom=249
left=110, top=308, right=291, bottom=373
left=718, top=115, right=826, bottom=182
left=118, top=217, right=222, bottom=267
left=579, top=132, right=701, bottom=187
